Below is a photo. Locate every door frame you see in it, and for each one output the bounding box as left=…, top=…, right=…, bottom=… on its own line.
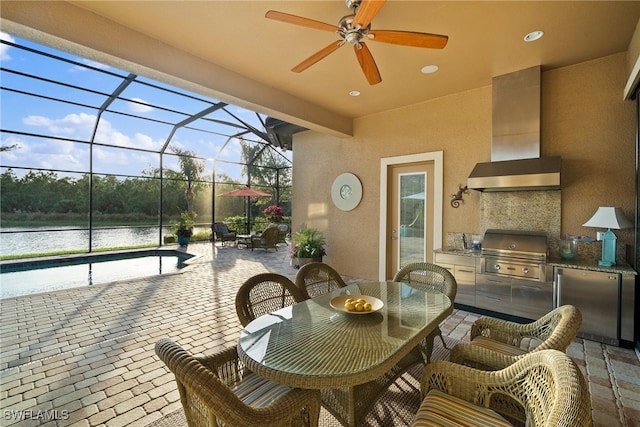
left=378, top=151, right=443, bottom=280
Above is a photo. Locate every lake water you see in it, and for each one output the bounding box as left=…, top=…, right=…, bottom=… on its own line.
left=0, top=226, right=202, bottom=257
left=0, top=251, right=192, bottom=299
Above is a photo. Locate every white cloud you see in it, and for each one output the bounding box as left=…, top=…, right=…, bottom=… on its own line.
left=39, top=151, right=84, bottom=171
left=93, top=145, right=130, bottom=164
left=133, top=132, right=154, bottom=146
left=23, top=116, right=53, bottom=127
left=3, top=136, right=88, bottom=174
left=128, top=98, right=154, bottom=113
left=70, top=58, right=111, bottom=72
left=23, top=113, right=97, bottom=137
left=95, top=119, right=164, bottom=152
left=0, top=32, right=15, bottom=60
left=22, top=112, right=162, bottom=152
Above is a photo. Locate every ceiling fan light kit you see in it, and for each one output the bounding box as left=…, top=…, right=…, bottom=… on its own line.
left=524, top=30, right=544, bottom=42
left=422, top=65, right=439, bottom=74
left=266, top=0, right=448, bottom=85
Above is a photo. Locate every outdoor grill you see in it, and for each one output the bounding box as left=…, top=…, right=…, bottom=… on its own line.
left=480, top=229, right=549, bottom=282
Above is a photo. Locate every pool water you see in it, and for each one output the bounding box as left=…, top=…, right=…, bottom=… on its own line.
left=0, top=251, right=192, bottom=299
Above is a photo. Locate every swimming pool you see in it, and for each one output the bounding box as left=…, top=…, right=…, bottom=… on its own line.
left=0, top=250, right=194, bottom=299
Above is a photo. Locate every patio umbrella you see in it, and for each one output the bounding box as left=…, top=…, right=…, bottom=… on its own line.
left=218, top=186, right=271, bottom=233
left=217, top=187, right=271, bottom=198
left=401, top=192, right=425, bottom=234
left=402, top=192, right=425, bottom=200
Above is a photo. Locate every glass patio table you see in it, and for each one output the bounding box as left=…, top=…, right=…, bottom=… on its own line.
left=237, top=281, right=453, bottom=426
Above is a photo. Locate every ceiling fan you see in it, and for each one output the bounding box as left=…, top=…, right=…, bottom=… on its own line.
left=265, top=0, right=448, bottom=85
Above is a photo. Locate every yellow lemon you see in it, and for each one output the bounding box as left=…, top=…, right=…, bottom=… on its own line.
left=345, top=302, right=356, bottom=311
left=357, top=298, right=367, bottom=304
left=363, top=303, right=372, bottom=312
left=355, top=303, right=365, bottom=312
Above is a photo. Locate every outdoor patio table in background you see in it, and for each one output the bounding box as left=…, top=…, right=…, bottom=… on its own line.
left=236, top=234, right=252, bottom=248
left=237, top=281, right=452, bottom=426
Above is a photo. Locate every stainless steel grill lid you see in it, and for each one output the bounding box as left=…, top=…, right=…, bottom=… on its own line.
left=482, top=229, right=548, bottom=261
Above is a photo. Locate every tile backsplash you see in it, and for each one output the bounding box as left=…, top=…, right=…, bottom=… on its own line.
left=479, top=190, right=561, bottom=239
left=448, top=190, right=626, bottom=264
left=446, top=190, right=561, bottom=250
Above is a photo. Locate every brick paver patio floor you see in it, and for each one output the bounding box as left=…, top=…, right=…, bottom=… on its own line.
left=1, top=242, right=639, bottom=426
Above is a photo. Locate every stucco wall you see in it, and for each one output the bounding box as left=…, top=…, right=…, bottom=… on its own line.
left=625, top=18, right=640, bottom=98
left=293, top=53, right=636, bottom=280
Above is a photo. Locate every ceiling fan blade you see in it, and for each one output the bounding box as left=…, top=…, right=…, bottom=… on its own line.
left=292, top=41, right=343, bottom=73
left=353, top=0, right=387, bottom=29
left=368, top=30, right=448, bottom=49
left=354, top=42, right=382, bottom=85
left=265, top=10, right=338, bottom=33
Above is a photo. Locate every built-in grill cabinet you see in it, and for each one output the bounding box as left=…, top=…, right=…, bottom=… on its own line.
left=476, top=229, right=553, bottom=320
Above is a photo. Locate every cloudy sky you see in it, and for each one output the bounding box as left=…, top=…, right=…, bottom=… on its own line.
left=0, top=32, right=286, bottom=180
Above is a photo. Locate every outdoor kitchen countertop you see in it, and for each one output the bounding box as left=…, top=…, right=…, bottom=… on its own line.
left=435, top=248, right=482, bottom=257
left=547, top=257, right=636, bottom=276
left=435, top=248, right=636, bottom=276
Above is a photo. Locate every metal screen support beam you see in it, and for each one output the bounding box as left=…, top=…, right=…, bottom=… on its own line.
left=159, top=103, right=227, bottom=153
left=158, top=102, right=226, bottom=241
left=88, top=73, right=137, bottom=252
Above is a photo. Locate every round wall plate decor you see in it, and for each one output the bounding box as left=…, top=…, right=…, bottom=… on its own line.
left=331, top=173, right=362, bottom=211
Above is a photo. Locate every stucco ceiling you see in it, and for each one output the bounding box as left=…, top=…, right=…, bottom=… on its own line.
left=2, top=1, right=640, bottom=136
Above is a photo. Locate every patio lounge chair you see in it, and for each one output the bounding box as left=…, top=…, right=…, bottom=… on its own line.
left=414, top=349, right=591, bottom=426
left=251, top=225, right=280, bottom=251
left=449, top=304, right=582, bottom=370
left=155, top=338, right=321, bottom=427
left=213, top=222, right=237, bottom=246
left=393, top=262, right=457, bottom=363
left=268, top=223, right=290, bottom=245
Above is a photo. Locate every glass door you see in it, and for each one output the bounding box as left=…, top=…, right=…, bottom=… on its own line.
left=399, top=172, right=427, bottom=267
left=386, top=161, right=434, bottom=278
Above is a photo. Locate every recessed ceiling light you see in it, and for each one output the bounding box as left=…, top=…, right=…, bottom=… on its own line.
left=524, top=30, right=544, bottom=42
left=421, top=65, right=439, bottom=74
left=349, top=90, right=360, bottom=97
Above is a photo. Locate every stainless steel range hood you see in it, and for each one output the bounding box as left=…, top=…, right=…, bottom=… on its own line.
left=468, top=156, right=562, bottom=191
left=468, top=66, right=561, bottom=191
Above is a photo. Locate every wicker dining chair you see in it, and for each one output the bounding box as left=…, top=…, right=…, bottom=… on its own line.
left=449, top=304, right=582, bottom=370
left=295, top=262, right=347, bottom=299
left=392, top=262, right=457, bottom=363
left=155, top=338, right=321, bottom=427
left=414, top=349, right=591, bottom=426
left=236, top=273, right=306, bottom=327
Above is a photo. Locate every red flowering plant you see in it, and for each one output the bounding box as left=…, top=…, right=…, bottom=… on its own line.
left=263, top=205, right=285, bottom=223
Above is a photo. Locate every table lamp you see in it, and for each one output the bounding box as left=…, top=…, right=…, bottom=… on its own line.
left=582, top=206, right=633, bottom=267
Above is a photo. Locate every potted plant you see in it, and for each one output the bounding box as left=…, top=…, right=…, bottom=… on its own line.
left=263, top=205, right=285, bottom=224
left=172, top=211, right=197, bottom=246
left=290, top=225, right=326, bottom=268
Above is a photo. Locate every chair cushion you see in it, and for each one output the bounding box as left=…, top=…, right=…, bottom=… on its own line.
left=232, top=373, right=293, bottom=407
left=470, top=336, right=528, bottom=357
left=412, top=389, right=512, bottom=427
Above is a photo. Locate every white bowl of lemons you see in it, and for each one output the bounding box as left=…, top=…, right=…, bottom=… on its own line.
left=330, top=294, right=384, bottom=314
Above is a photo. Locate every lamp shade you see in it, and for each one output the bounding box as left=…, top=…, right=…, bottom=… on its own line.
left=582, top=206, right=633, bottom=229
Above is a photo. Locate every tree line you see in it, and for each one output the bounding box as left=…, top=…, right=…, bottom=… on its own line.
left=0, top=142, right=292, bottom=227
left=0, top=168, right=197, bottom=217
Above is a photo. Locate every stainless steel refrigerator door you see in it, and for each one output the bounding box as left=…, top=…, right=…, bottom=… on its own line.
left=555, top=267, right=619, bottom=343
